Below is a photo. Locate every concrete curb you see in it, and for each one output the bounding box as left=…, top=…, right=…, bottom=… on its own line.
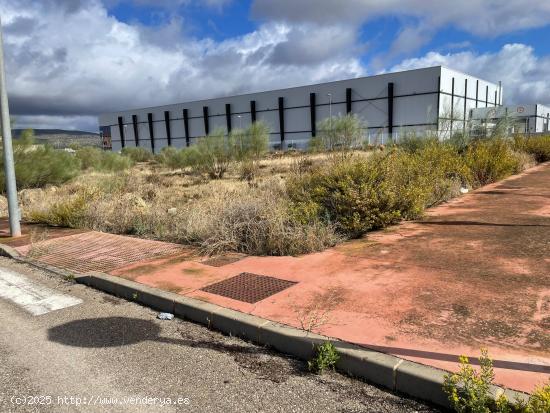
left=0, top=243, right=21, bottom=259
left=72, top=271, right=528, bottom=409
left=0, top=245, right=530, bottom=409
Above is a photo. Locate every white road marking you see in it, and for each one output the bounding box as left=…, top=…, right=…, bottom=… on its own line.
left=0, top=268, right=82, bottom=315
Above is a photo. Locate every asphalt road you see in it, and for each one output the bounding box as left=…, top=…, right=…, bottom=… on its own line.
left=0, top=257, right=442, bottom=413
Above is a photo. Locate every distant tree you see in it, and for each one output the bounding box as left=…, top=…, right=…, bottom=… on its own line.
left=314, top=114, right=364, bottom=158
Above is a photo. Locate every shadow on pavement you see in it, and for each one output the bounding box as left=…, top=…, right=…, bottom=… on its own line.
left=365, top=345, right=550, bottom=374
left=47, top=317, right=305, bottom=382
left=48, top=317, right=174, bottom=348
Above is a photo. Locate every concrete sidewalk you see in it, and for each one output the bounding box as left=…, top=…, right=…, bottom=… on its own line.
left=2, top=162, right=549, bottom=393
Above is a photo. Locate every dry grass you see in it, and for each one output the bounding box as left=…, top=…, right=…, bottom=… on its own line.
left=21, top=152, right=341, bottom=256
left=12, top=137, right=548, bottom=257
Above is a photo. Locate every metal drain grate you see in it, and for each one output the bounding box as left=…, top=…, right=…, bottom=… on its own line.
left=200, top=272, right=297, bottom=303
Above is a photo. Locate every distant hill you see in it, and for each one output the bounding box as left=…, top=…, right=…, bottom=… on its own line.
left=11, top=128, right=101, bottom=149
left=12, top=129, right=99, bottom=138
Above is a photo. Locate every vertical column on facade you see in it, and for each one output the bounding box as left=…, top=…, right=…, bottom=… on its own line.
left=147, top=113, right=155, bottom=154
left=132, top=115, right=139, bottom=147
left=250, top=100, right=256, bottom=123
left=475, top=80, right=479, bottom=108
left=117, top=116, right=125, bottom=148
left=346, top=88, right=352, bottom=114
left=436, top=76, right=441, bottom=132
left=164, top=111, right=171, bottom=146
left=529, top=105, right=539, bottom=134
left=203, top=106, right=209, bottom=136
left=463, top=78, right=468, bottom=132
left=494, top=90, right=498, bottom=107
left=450, top=77, right=455, bottom=136
left=485, top=86, right=489, bottom=107
left=387, top=82, right=394, bottom=140
left=225, top=103, right=232, bottom=133
left=278, top=97, right=285, bottom=146
left=183, top=109, right=190, bottom=147
left=310, top=92, right=316, bottom=137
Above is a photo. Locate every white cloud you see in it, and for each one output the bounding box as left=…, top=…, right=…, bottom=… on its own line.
left=252, top=0, right=550, bottom=59
left=107, top=0, right=232, bottom=11
left=392, top=43, right=550, bottom=106
left=2, top=0, right=549, bottom=133
left=252, top=0, right=550, bottom=37
left=268, top=24, right=359, bottom=66
left=1, top=0, right=364, bottom=131
left=389, top=25, right=433, bottom=56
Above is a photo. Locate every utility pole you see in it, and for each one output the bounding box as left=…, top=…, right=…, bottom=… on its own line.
left=0, top=17, right=21, bottom=237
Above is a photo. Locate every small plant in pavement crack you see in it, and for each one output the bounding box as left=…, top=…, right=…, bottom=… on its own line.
left=308, top=341, right=340, bottom=374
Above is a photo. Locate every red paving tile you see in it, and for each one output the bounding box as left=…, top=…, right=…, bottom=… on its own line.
left=110, top=162, right=550, bottom=393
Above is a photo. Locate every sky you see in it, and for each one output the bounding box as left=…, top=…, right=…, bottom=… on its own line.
left=1, top=0, right=550, bottom=132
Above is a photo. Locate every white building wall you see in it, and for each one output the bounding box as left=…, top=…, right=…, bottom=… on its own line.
left=470, top=104, right=550, bottom=134
left=439, top=68, right=501, bottom=138
left=99, top=66, right=499, bottom=152
left=536, top=104, right=550, bottom=133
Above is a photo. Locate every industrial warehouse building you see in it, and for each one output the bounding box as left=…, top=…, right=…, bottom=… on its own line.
left=470, top=104, right=550, bottom=135
left=98, top=66, right=502, bottom=152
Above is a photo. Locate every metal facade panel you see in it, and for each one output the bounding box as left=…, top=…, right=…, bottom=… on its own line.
left=99, top=66, right=502, bottom=150
left=394, top=94, right=438, bottom=125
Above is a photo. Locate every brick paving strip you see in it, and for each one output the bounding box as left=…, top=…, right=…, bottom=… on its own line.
left=1, top=162, right=549, bottom=407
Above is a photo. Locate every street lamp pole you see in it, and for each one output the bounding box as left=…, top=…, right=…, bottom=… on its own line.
left=0, top=17, right=21, bottom=237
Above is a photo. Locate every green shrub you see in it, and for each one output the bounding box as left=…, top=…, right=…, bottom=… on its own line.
left=465, top=139, right=520, bottom=187
left=514, top=135, right=550, bottom=163
left=515, top=383, right=550, bottom=413
left=121, top=146, right=153, bottom=162
left=288, top=144, right=468, bottom=238
left=75, top=146, right=105, bottom=170
left=443, top=349, right=496, bottom=413
left=0, top=142, right=81, bottom=192
left=155, top=146, right=195, bottom=169
left=398, top=134, right=436, bottom=153
left=192, top=128, right=235, bottom=179
left=76, top=147, right=133, bottom=172
left=308, top=342, right=340, bottom=374
left=101, top=151, right=134, bottom=172
left=288, top=156, right=399, bottom=237
left=416, top=140, right=470, bottom=206
left=444, top=349, right=550, bottom=413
